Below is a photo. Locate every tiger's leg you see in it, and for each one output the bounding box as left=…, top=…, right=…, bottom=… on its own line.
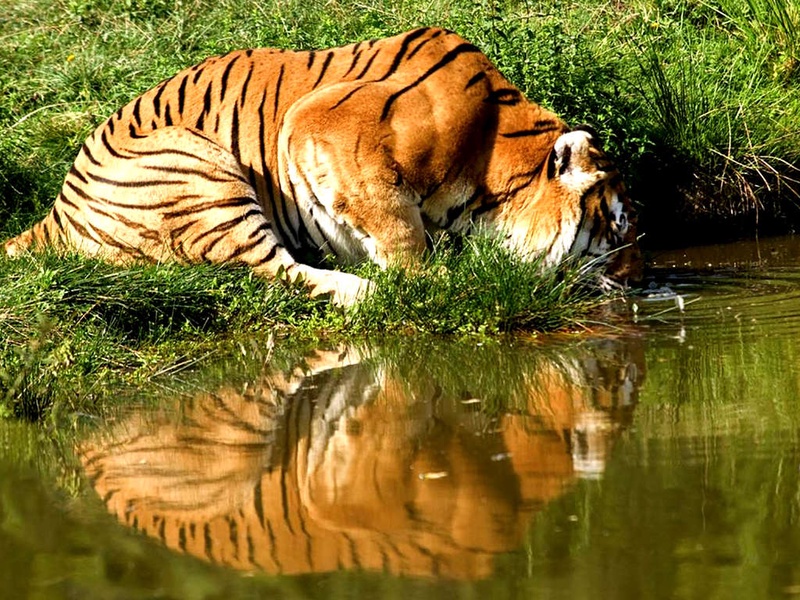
left=12, top=126, right=369, bottom=306
left=278, top=84, right=428, bottom=269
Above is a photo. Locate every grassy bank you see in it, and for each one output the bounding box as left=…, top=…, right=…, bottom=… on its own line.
left=0, top=237, right=600, bottom=421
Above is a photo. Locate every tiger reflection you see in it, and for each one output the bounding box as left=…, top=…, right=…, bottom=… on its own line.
left=79, top=340, right=643, bottom=579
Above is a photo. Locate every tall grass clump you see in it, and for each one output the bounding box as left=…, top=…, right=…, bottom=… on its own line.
left=621, top=0, right=800, bottom=241
left=351, top=234, right=602, bottom=335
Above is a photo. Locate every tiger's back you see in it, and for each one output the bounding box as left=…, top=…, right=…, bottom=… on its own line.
left=5, top=28, right=640, bottom=304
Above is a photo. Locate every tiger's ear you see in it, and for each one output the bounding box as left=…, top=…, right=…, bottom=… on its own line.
left=549, top=129, right=603, bottom=193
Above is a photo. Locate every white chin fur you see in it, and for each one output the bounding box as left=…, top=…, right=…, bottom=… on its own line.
left=554, top=130, right=599, bottom=194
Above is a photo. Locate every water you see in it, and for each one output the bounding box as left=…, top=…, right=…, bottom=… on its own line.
left=3, top=236, right=800, bottom=599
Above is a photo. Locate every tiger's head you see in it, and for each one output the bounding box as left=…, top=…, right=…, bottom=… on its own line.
left=494, top=125, right=642, bottom=287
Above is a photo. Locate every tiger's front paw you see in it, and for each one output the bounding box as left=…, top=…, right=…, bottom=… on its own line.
left=321, top=272, right=375, bottom=307
left=286, top=267, right=374, bottom=307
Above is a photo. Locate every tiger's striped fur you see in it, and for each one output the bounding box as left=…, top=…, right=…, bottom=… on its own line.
left=4, top=28, right=641, bottom=304
left=78, top=341, right=644, bottom=579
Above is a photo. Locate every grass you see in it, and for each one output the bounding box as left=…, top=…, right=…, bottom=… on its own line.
left=0, top=237, right=604, bottom=421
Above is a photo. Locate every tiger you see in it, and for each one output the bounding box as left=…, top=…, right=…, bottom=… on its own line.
left=78, top=338, right=645, bottom=579
left=3, top=27, right=641, bottom=305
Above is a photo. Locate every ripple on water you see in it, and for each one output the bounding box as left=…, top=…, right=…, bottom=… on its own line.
left=634, top=236, right=800, bottom=342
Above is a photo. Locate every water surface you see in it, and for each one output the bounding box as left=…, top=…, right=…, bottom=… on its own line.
left=3, top=236, right=800, bottom=599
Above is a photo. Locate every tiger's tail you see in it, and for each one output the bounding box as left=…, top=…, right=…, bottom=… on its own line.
left=3, top=209, right=62, bottom=257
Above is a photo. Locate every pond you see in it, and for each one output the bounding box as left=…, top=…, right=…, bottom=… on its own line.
left=2, top=235, right=800, bottom=599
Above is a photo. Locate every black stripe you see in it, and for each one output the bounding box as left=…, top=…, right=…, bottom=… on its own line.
left=90, top=204, right=148, bottom=230
left=141, top=163, right=248, bottom=184
left=330, top=83, right=367, bottom=110
left=380, top=43, right=482, bottom=121
left=220, top=54, right=241, bottom=103
left=170, top=218, right=200, bottom=242
left=81, top=142, right=101, bottom=166
left=192, top=65, right=205, bottom=85
left=51, top=205, right=64, bottom=232
left=285, top=176, right=313, bottom=249
left=195, top=209, right=262, bottom=245
left=40, top=215, right=53, bottom=245
left=465, top=71, right=486, bottom=89
left=62, top=209, right=99, bottom=243
left=202, top=80, right=213, bottom=114
left=132, top=97, right=143, bottom=126
left=353, top=50, right=380, bottom=80
left=306, top=50, right=316, bottom=70
left=106, top=118, right=115, bottom=135
left=164, top=103, right=173, bottom=127
left=248, top=241, right=279, bottom=267
left=239, top=64, right=253, bottom=107
left=62, top=181, right=90, bottom=204
left=376, top=28, right=430, bottom=81
left=485, top=88, right=522, bottom=106
left=246, top=532, right=255, bottom=567
left=258, top=79, right=295, bottom=248
left=152, top=83, right=166, bottom=118
left=312, top=52, right=334, bottom=88
left=344, top=49, right=363, bottom=77
left=257, top=88, right=270, bottom=187
left=230, top=101, right=241, bottom=162
left=273, top=64, right=285, bottom=120
left=164, top=196, right=256, bottom=218
left=218, top=232, right=272, bottom=262
left=500, top=120, right=561, bottom=138
left=406, top=28, right=441, bottom=60
left=257, top=87, right=294, bottom=249
left=266, top=521, right=281, bottom=571
left=196, top=82, right=213, bottom=130
left=247, top=164, right=258, bottom=191
left=85, top=171, right=186, bottom=189
left=92, top=194, right=183, bottom=211
left=271, top=184, right=296, bottom=249
left=248, top=220, right=272, bottom=239
left=100, top=129, right=126, bottom=159
left=128, top=123, right=147, bottom=140
left=68, top=164, right=88, bottom=184
left=204, top=523, right=213, bottom=561
left=227, top=518, right=239, bottom=560
left=177, top=74, right=189, bottom=115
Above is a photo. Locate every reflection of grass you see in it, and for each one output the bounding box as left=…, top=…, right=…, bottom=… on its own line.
left=0, top=239, right=602, bottom=421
